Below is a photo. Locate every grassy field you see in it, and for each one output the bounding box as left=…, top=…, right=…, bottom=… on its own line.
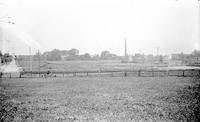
left=1, top=77, right=199, bottom=121
left=17, top=60, right=166, bottom=72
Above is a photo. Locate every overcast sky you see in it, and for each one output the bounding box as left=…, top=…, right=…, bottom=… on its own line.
left=0, top=0, right=199, bottom=55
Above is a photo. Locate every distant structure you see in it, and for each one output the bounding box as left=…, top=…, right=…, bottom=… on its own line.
left=121, top=38, right=169, bottom=64
left=122, top=38, right=133, bottom=63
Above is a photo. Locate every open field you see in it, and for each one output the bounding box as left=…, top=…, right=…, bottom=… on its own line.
left=17, top=60, right=200, bottom=73
left=1, top=77, right=199, bottom=121
left=17, top=60, right=168, bottom=72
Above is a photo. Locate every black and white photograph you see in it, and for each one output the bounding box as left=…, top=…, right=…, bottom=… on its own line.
left=0, top=0, right=200, bottom=121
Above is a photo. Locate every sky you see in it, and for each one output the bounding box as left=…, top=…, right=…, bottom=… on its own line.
left=0, top=0, right=199, bottom=55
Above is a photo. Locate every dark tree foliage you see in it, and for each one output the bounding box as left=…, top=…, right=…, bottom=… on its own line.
left=0, top=53, right=13, bottom=64
left=0, top=51, right=2, bottom=57
left=68, top=48, right=79, bottom=56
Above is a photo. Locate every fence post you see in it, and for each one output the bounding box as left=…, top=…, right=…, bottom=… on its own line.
left=138, top=70, right=141, bottom=77
left=152, top=70, right=154, bottom=77
left=183, top=70, right=185, bottom=77
left=0, top=72, right=2, bottom=83
left=19, top=72, right=22, bottom=78
left=199, top=70, right=200, bottom=76
left=10, top=73, right=11, bottom=78
left=167, top=70, right=169, bottom=77
left=124, top=72, right=127, bottom=77
left=87, top=72, right=88, bottom=76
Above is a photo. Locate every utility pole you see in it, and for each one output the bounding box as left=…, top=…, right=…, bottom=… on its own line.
left=0, top=26, right=3, bottom=55
left=29, top=47, right=32, bottom=71
left=0, top=27, right=2, bottom=68
left=38, top=50, right=40, bottom=77
left=198, top=0, right=200, bottom=50
left=124, top=37, right=127, bottom=57
left=157, top=48, right=159, bottom=56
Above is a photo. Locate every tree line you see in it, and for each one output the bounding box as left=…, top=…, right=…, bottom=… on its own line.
left=40, top=48, right=121, bottom=61
left=17, top=48, right=122, bottom=61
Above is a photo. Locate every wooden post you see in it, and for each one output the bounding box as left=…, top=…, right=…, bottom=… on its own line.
left=10, top=73, right=11, bottom=78
left=138, top=70, right=141, bottom=77
left=19, top=72, right=22, bottom=78
left=183, top=70, right=185, bottom=77
left=87, top=72, right=88, bottom=76
left=0, top=72, right=2, bottom=83
left=152, top=70, right=154, bottom=77
left=199, top=70, right=200, bottom=77
left=124, top=72, right=127, bottom=77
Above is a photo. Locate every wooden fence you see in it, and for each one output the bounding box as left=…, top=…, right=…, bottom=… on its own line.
left=1, top=69, right=200, bottom=78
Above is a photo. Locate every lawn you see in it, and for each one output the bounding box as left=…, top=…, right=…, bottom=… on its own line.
left=1, top=76, right=199, bottom=121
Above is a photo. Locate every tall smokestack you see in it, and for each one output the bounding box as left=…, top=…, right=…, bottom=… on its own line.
left=125, top=37, right=127, bottom=57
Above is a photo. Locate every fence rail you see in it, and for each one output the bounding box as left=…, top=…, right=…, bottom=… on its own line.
left=1, top=69, right=200, bottom=78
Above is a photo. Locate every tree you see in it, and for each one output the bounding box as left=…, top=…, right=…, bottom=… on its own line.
left=192, top=50, right=200, bottom=57
left=92, top=54, right=100, bottom=60
left=68, top=48, right=79, bottom=56
left=0, top=51, right=2, bottom=57
left=79, top=53, right=91, bottom=60
left=43, top=49, right=62, bottom=61
left=100, top=51, right=118, bottom=60
left=100, top=51, right=110, bottom=59
left=3, top=53, right=12, bottom=64
left=64, top=48, right=79, bottom=60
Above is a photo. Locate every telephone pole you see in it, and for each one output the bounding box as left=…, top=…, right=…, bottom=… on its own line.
left=38, top=50, right=40, bottom=77
left=157, top=48, right=159, bottom=56
left=198, top=0, right=200, bottom=50
left=29, top=47, right=32, bottom=71
left=124, top=37, right=127, bottom=57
